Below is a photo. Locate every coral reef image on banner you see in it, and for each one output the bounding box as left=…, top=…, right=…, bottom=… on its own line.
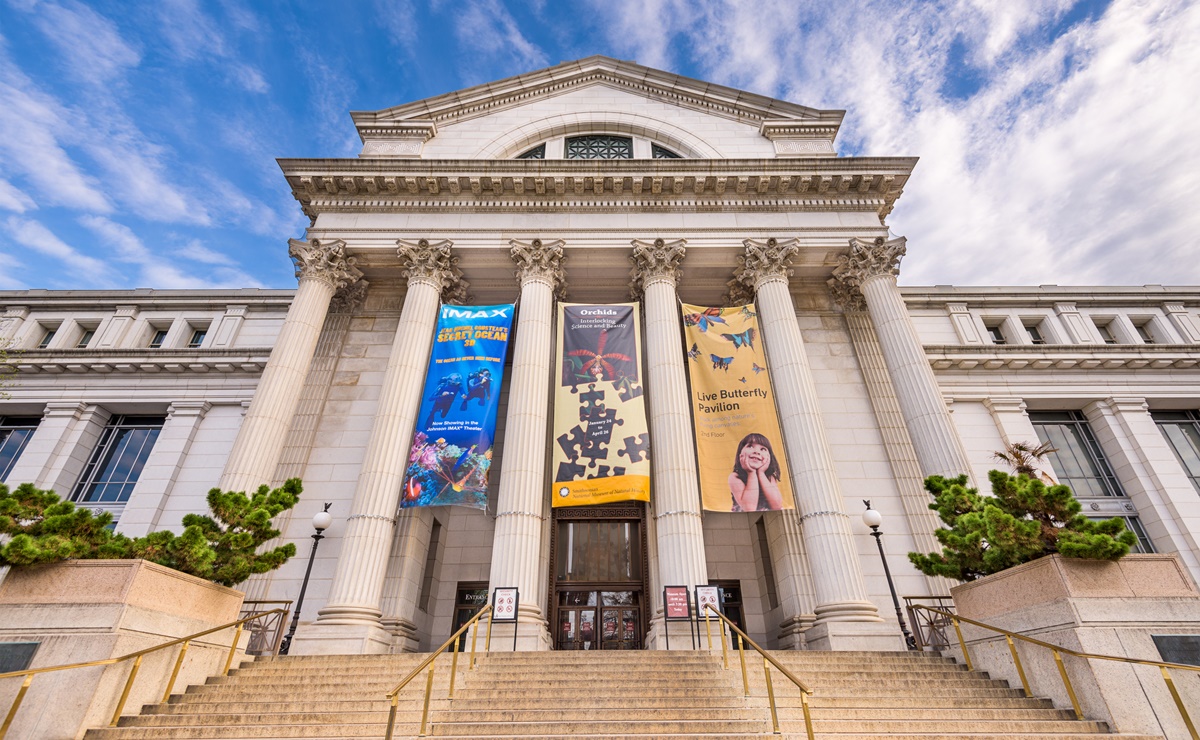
left=552, top=303, right=651, bottom=507
left=682, top=303, right=794, bottom=513
left=402, top=303, right=514, bottom=509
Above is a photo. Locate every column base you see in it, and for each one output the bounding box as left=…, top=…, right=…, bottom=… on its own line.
left=644, top=615, right=702, bottom=650
left=803, top=620, right=904, bottom=651
left=776, top=613, right=816, bottom=650
left=380, top=617, right=421, bottom=654
left=488, top=613, right=553, bottom=652
left=288, top=620, right=394, bottom=655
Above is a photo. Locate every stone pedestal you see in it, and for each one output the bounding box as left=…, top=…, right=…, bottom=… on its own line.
left=950, top=554, right=1200, bottom=737
left=0, top=560, right=245, bottom=740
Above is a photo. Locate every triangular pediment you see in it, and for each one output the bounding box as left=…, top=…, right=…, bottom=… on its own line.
left=351, top=55, right=843, bottom=138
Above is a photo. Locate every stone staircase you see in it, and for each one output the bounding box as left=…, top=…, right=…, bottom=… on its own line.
left=83, top=648, right=1164, bottom=739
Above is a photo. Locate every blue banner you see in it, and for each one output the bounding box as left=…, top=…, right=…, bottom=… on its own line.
left=402, top=304, right=514, bottom=509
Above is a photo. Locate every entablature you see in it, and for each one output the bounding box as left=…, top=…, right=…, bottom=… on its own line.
left=925, top=344, right=1200, bottom=372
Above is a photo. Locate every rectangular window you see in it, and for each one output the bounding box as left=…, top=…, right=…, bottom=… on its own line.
left=1025, top=323, right=1046, bottom=345
left=1135, top=322, right=1156, bottom=344
left=1087, top=516, right=1154, bottom=554
left=1030, top=411, right=1124, bottom=497
left=1153, top=411, right=1200, bottom=493
left=71, top=415, right=165, bottom=503
left=76, top=329, right=95, bottom=348
left=149, top=329, right=169, bottom=349
left=0, top=416, right=40, bottom=481
left=187, top=329, right=206, bottom=348
left=37, top=328, right=56, bottom=349
left=1095, top=322, right=1117, bottom=344
left=986, top=325, right=1007, bottom=345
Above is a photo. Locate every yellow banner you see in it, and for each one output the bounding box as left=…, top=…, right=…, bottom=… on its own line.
left=682, top=303, right=794, bottom=512
left=552, top=303, right=651, bottom=507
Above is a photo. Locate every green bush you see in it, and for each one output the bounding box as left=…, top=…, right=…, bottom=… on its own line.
left=908, top=470, right=1136, bottom=582
left=0, top=479, right=301, bottom=587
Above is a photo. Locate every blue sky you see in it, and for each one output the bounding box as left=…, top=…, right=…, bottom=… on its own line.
left=1, top=0, right=1197, bottom=291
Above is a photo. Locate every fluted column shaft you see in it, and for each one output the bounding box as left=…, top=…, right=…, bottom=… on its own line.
left=737, top=238, right=880, bottom=625
left=487, top=240, right=565, bottom=646
left=319, top=240, right=458, bottom=625
left=632, top=239, right=707, bottom=590
left=834, top=237, right=973, bottom=479
left=220, top=239, right=360, bottom=493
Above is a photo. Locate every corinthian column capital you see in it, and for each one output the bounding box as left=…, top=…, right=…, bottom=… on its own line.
left=509, top=239, right=567, bottom=298
left=725, top=237, right=799, bottom=302
left=396, top=239, right=469, bottom=303
left=833, top=236, right=907, bottom=287
left=288, top=238, right=363, bottom=290
left=630, top=238, right=686, bottom=296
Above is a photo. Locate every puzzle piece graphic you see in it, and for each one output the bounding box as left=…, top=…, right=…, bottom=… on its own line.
left=617, top=380, right=643, bottom=403
left=578, top=436, right=609, bottom=468
left=587, top=465, right=626, bottom=479
left=582, top=405, right=622, bottom=426
left=556, top=425, right=588, bottom=461
left=617, top=434, right=651, bottom=464
left=556, top=461, right=588, bottom=482
left=579, top=385, right=606, bottom=411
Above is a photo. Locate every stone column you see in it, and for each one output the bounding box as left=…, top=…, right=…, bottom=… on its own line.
left=486, top=239, right=565, bottom=650
left=830, top=237, right=973, bottom=480
left=631, top=239, right=709, bottom=649
left=295, top=240, right=464, bottom=655
left=219, top=239, right=361, bottom=494
left=731, top=238, right=889, bottom=651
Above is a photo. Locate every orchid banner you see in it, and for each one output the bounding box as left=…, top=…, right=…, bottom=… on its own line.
left=551, top=303, right=651, bottom=507
left=681, top=303, right=794, bottom=513
left=401, top=304, right=514, bottom=510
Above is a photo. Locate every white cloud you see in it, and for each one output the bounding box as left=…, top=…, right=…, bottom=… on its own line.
left=6, top=216, right=114, bottom=285
left=153, top=0, right=269, bottom=93
left=453, top=0, right=548, bottom=81
left=0, top=178, right=36, bottom=213
left=26, top=0, right=141, bottom=86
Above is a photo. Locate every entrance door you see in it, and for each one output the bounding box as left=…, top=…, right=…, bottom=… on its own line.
left=550, top=505, right=647, bottom=650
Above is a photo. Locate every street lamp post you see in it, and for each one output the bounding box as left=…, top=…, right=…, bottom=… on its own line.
left=279, top=503, right=332, bottom=655
left=862, top=500, right=918, bottom=650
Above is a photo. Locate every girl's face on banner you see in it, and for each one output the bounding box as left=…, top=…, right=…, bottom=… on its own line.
left=740, top=442, right=770, bottom=471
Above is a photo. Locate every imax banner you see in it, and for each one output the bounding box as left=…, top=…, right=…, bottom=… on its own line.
left=551, top=303, right=651, bottom=507
left=401, top=303, right=514, bottom=510
left=681, top=303, right=794, bottom=513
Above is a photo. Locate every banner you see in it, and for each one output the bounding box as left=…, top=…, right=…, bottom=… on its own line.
left=401, top=304, right=514, bottom=509
left=682, top=303, right=795, bottom=513
left=552, top=303, right=651, bottom=507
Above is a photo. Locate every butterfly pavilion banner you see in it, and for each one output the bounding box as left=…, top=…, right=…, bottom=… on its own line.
left=401, top=304, right=514, bottom=510
left=551, top=303, right=651, bottom=507
left=681, top=303, right=794, bottom=513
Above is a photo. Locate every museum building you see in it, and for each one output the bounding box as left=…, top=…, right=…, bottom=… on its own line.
left=2, top=56, right=1199, bottom=656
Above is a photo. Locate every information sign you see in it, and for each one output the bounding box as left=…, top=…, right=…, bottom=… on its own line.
left=492, top=587, right=519, bottom=621
left=695, top=585, right=721, bottom=616
left=663, top=585, right=692, bottom=620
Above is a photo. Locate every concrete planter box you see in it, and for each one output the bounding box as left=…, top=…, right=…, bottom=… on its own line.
left=950, top=553, right=1200, bottom=737
left=0, top=559, right=245, bottom=740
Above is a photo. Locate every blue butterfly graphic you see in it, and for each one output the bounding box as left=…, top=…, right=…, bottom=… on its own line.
left=684, top=308, right=728, bottom=332
left=752, top=362, right=766, bottom=375
left=710, top=354, right=733, bottom=371
left=686, top=342, right=701, bottom=361
left=720, top=327, right=756, bottom=350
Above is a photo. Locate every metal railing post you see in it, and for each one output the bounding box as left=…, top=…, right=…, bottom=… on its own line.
left=110, top=655, right=143, bottom=726
left=484, top=610, right=493, bottom=653
left=161, top=639, right=190, bottom=702
left=384, top=695, right=399, bottom=740
left=1005, top=635, right=1032, bottom=697
left=418, top=663, right=436, bottom=737
left=223, top=625, right=243, bottom=675
left=1160, top=666, right=1199, bottom=740
left=763, top=655, right=780, bottom=734
left=469, top=620, right=480, bottom=671
left=1052, top=649, right=1083, bottom=720
left=951, top=616, right=973, bottom=671
left=0, top=674, right=34, bottom=739
left=800, top=689, right=815, bottom=740
left=704, top=609, right=712, bottom=651
left=448, top=633, right=460, bottom=700
left=737, top=633, right=749, bottom=697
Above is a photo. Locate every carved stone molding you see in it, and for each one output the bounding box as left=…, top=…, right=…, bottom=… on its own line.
left=826, top=275, right=867, bottom=312
left=288, top=238, right=363, bottom=290
left=509, top=239, right=567, bottom=299
left=330, top=279, right=370, bottom=313
left=629, top=238, right=686, bottom=297
left=730, top=237, right=800, bottom=292
left=826, top=236, right=906, bottom=310
left=396, top=239, right=468, bottom=302
left=721, top=278, right=755, bottom=306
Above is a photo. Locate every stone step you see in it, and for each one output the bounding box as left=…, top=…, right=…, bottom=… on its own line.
left=427, top=719, right=776, bottom=736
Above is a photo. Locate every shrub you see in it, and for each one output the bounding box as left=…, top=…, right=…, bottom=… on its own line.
left=908, top=471, right=1137, bottom=582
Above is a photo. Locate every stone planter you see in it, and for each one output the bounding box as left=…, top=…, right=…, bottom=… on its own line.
left=949, top=553, right=1200, bottom=737
left=0, top=559, right=245, bottom=740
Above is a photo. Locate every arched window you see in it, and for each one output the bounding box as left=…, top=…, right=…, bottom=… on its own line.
left=651, top=144, right=681, bottom=158
left=516, top=144, right=546, bottom=159
left=565, top=135, right=633, bottom=159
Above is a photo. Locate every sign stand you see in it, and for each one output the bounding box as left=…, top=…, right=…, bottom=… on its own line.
left=695, top=584, right=722, bottom=648
left=491, top=587, right=519, bottom=652
left=663, top=585, right=696, bottom=650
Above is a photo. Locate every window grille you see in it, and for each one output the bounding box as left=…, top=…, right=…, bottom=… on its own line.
left=516, top=143, right=545, bottom=159
left=0, top=416, right=40, bottom=481
left=565, top=135, right=633, bottom=159
left=651, top=144, right=681, bottom=158
left=1030, top=411, right=1124, bottom=497
left=71, top=415, right=165, bottom=503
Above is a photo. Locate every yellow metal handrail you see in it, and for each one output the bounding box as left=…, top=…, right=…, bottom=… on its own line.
left=0, top=607, right=288, bottom=739
left=912, top=605, right=1199, bottom=739
left=383, top=604, right=493, bottom=739
left=702, top=604, right=815, bottom=739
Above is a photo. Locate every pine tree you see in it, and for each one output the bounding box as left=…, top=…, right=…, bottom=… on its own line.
left=0, top=482, right=132, bottom=566
left=908, top=471, right=1137, bottom=582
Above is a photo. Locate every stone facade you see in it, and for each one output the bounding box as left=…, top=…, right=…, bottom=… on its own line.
left=2, top=57, right=1199, bottom=656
